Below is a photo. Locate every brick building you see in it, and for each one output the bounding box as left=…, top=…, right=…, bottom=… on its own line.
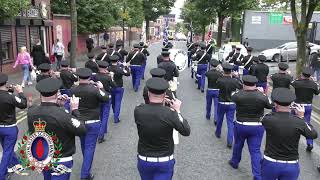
left=0, top=0, right=53, bottom=73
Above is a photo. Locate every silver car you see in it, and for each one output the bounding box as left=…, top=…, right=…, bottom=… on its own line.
left=260, top=42, right=320, bottom=62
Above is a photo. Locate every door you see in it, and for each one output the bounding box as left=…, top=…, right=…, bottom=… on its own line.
left=40, top=26, right=47, bottom=54
left=16, top=26, right=27, bottom=51
left=29, top=26, right=40, bottom=51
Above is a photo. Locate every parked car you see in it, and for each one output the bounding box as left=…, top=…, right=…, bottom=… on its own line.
left=175, top=33, right=187, bottom=41
left=260, top=42, right=320, bottom=62
left=218, top=44, right=248, bottom=62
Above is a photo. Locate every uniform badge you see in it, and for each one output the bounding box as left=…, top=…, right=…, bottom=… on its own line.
left=11, top=119, right=71, bottom=176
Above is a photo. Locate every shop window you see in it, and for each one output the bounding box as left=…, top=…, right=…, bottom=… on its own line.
left=1, top=41, right=12, bottom=62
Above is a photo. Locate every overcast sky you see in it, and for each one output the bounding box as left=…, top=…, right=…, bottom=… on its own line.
left=171, top=0, right=185, bottom=21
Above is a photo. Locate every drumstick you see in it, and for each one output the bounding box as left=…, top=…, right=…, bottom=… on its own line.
left=171, top=91, right=180, bottom=145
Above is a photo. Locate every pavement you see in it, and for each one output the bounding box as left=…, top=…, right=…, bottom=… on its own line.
left=2, top=41, right=320, bottom=180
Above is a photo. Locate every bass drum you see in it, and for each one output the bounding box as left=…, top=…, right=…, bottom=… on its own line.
left=169, top=49, right=188, bottom=72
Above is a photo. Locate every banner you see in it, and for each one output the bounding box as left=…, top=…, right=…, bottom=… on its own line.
left=269, top=13, right=283, bottom=25
left=251, top=16, right=262, bottom=24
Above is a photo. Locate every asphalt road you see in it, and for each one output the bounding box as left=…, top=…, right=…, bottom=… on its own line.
left=7, top=41, right=320, bottom=180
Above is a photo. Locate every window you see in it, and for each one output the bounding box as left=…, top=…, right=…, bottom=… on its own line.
left=285, top=43, right=297, bottom=49
left=1, top=41, right=12, bottom=62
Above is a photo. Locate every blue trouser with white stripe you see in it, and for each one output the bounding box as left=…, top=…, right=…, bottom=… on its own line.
left=98, top=101, right=111, bottom=140
left=230, top=122, right=264, bottom=180
left=215, top=103, right=236, bottom=145
left=137, top=158, right=175, bottom=180
left=130, top=65, right=143, bottom=92
left=80, top=121, right=100, bottom=179
left=111, top=87, right=124, bottom=123
left=261, top=158, right=299, bottom=180
left=196, top=64, right=208, bottom=91
left=0, top=126, right=18, bottom=180
left=206, top=89, right=219, bottom=121
left=301, top=104, right=313, bottom=146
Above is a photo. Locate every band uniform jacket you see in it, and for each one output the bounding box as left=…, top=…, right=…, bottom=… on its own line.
left=95, top=72, right=116, bottom=93
left=195, top=50, right=210, bottom=64
left=158, top=61, right=179, bottom=81
left=262, top=112, right=318, bottom=161
left=28, top=102, right=86, bottom=158
left=60, top=70, right=78, bottom=89
left=126, top=50, right=145, bottom=65
left=108, top=65, right=130, bottom=87
left=85, top=60, right=99, bottom=73
left=71, top=84, right=110, bottom=121
left=134, top=103, right=191, bottom=157
left=270, top=73, right=293, bottom=89
left=0, top=90, right=27, bottom=125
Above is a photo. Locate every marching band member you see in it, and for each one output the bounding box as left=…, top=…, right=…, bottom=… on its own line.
left=229, top=75, right=273, bottom=180
left=0, top=73, right=27, bottom=180
left=250, top=55, right=269, bottom=94
left=96, top=61, right=115, bottom=143
left=126, top=44, right=145, bottom=92
left=135, top=77, right=190, bottom=180
left=215, top=63, right=242, bottom=148
left=158, top=51, right=179, bottom=97
left=109, top=55, right=130, bottom=123
left=291, top=67, right=320, bottom=152
left=205, top=59, right=223, bottom=122
left=71, top=68, right=110, bottom=180
left=261, top=88, right=318, bottom=180
left=195, top=42, right=210, bottom=92
left=241, top=47, right=254, bottom=76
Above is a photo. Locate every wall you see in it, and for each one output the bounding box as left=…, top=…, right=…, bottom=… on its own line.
left=242, top=10, right=320, bottom=50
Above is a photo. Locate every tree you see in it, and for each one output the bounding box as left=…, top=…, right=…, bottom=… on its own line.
left=142, top=0, right=175, bottom=40
left=181, top=0, right=215, bottom=41
left=70, top=0, right=77, bottom=68
left=0, top=0, right=29, bottom=22
left=196, top=0, right=257, bottom=47
left=264, top=0, right=320, bottom=76
left=52, top=0, right=119, bottom=33
left=124, top=0, right=144, bottom=46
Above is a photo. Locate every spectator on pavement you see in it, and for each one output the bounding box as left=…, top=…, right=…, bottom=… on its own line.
left=53, top=39, right=65, bottom=70
left=310, top=50, right=320, bottom=82
left=31, top=39, right=46, bottom=68
left=13, top=46, right=34, bottom=87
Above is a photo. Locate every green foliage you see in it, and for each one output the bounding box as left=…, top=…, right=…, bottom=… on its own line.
left=0, top=0, right=29, bottom=22
left=181, top=0, right=214, bottom=35
left=51, top=0, right=119, bottom=33
left=125, top=0, right=144, bottom=27
left=142, top=0, right=175, bottom=21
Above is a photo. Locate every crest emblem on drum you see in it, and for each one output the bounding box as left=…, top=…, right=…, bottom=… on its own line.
left=11, top=119, right=71, bottom=176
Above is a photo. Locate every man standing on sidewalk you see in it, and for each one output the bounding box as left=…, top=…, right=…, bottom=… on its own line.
left=0, top=73, right=27, bottom=180
left=71, top=68, right=110, bottom=180
left=291, top=67, right=320, bottom=152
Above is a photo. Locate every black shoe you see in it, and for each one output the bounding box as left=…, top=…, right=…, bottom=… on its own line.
left=227, top=144, right=232, bottom=149
left=201, top=90, right=204, bottom=93
left=6, top=173, right=12, bottom=180
left=214, top=121, right=217, bottom=126
left=98, top=138, right=105, bottom=144
left=228, top=160, right=238, bottom=169
left=81, top=174, right=94, bottom=180
left=306, top=144, right=313, bottom=152
left=317, top=166, right=320, bottom=172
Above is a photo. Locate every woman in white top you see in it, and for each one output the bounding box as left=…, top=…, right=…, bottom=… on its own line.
left=53, top=39, right=65, bottom=70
